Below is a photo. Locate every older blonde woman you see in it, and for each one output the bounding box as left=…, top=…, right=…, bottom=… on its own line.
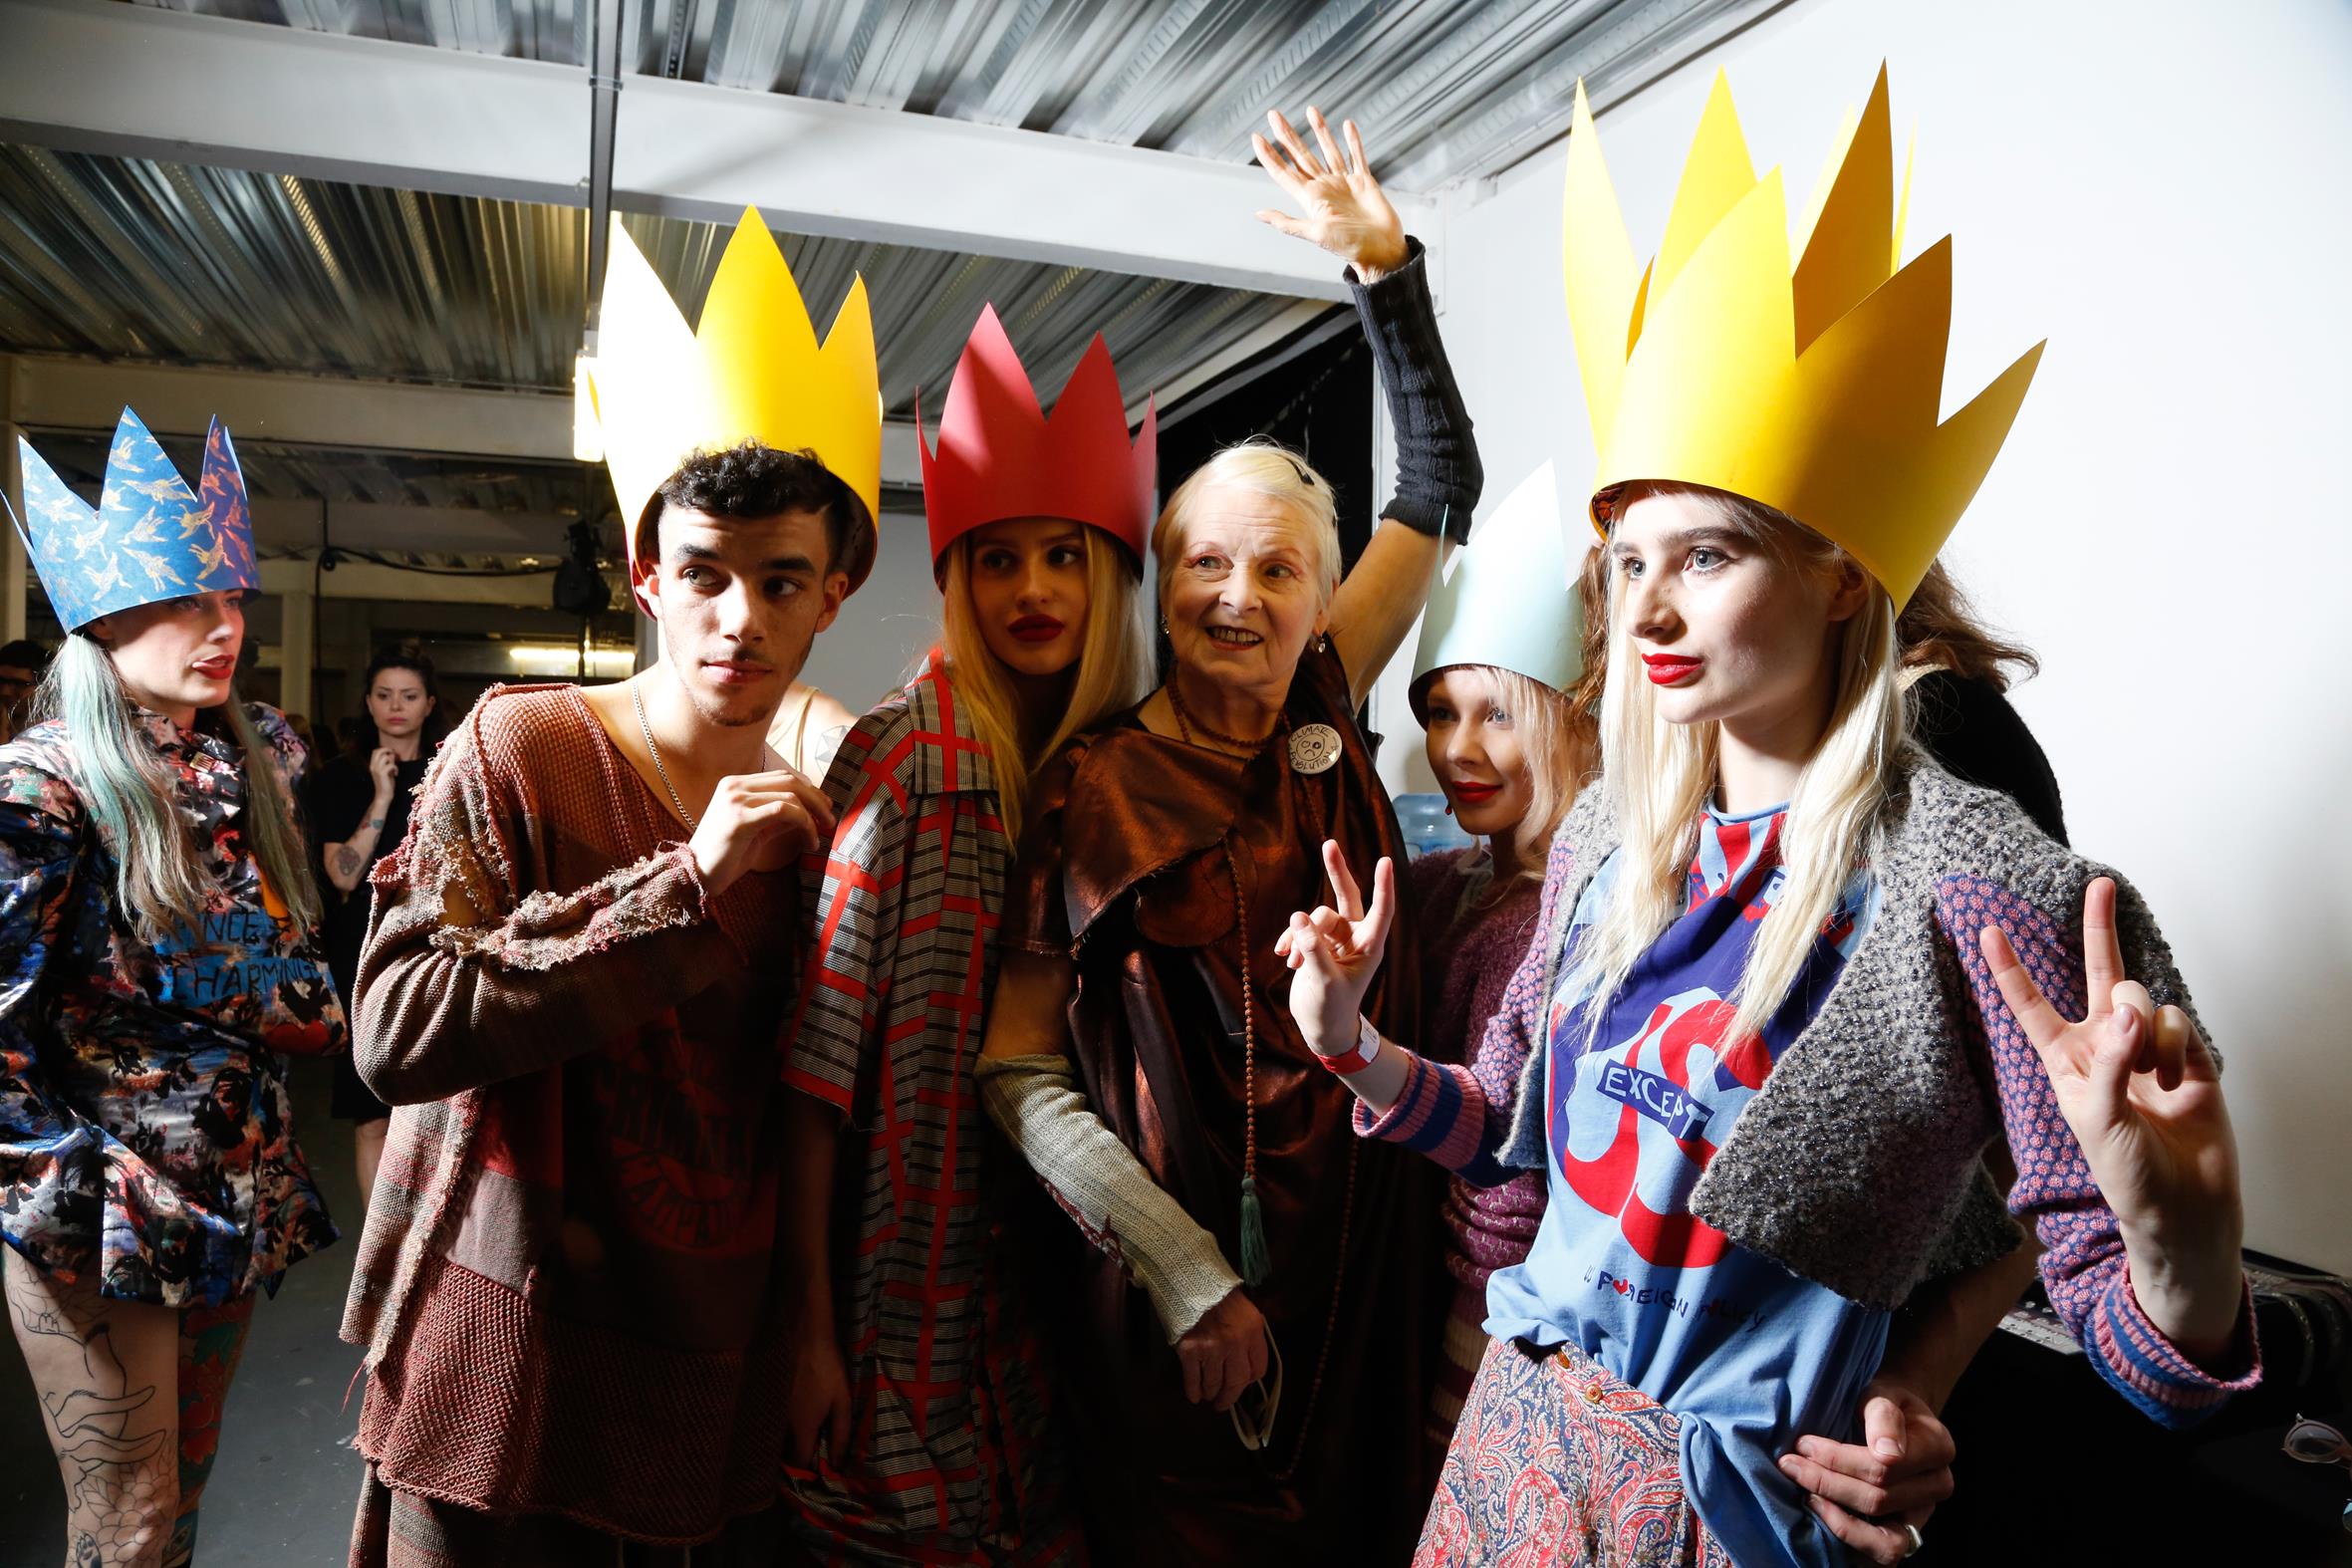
left=976, top=110, right=1478, bottom=1565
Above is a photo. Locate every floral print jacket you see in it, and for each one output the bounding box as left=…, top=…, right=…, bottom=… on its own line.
left=0, top=703, right=343, bottom=1307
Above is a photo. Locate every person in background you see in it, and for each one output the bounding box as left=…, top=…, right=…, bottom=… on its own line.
left=1898, top=561, right=2066, bottom=844
left=1397, top=463, right=1599, bottom=1467
left=303, top=646, right=446, bottom=1212
left=0, top=638, right=51, bottom=745
left=3, top=411, right=342, bottom=1568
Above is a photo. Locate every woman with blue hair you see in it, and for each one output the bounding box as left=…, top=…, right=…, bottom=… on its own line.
left=1, top=411, right=342, bottom=1567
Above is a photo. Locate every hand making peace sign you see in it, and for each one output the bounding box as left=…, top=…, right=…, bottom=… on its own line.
left=1252, top=107, right=1410, bottom=282
left=1274, top=840, right=1398, bottom=1059
left=1978, top=877, right=2246, bottom=1357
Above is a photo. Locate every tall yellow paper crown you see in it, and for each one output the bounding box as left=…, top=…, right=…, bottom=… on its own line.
left=586, top=209, right=883, bottom=587
left=1564, top=67, right=2044, bottom=606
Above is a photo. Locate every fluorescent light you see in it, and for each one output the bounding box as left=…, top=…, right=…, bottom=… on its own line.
left=573, top=352, right=604, bottom=463
left=507, top=644, right=634, bottom=678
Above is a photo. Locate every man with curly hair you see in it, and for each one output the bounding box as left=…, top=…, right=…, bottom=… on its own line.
left=339, top=441, right=874, bottom=1566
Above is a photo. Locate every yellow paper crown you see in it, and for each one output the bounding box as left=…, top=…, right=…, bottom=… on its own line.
left=586, top=209, right=882, bottom=586
left=1563, top=67, right=2044, bottom=606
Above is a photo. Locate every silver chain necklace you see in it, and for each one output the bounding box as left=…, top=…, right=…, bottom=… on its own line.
left=631, top=681, right=696, bottom=828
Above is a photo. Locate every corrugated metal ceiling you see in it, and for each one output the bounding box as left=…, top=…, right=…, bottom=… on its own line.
left=139, top=0, right=1772, bottom=190
left=0, top=142, right=1298, bottom=415
left=2, top=0, right=1767, bottom=516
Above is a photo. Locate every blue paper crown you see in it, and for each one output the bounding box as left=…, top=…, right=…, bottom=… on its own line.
left=7, top=408, right=260, bottom=632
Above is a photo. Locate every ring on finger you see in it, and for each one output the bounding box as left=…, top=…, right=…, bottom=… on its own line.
left=1903, top=1522, right=1924, bottom=1558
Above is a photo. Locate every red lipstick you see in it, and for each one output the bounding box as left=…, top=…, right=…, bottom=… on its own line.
left=1642, top=653, right=1702, bottom=686
left=192, top=655, right=235, bottom=679
left=1449, top=780, right=1503, bottom=807
left=1009, top=615, right=1066, bottom=644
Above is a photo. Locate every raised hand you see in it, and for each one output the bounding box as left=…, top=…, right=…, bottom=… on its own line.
left=1978, top=877, right=2245, bottom=1355
left=1273, top=839, right=1395, bottom=1057
left=1252, top=107, right=1409, bottom=281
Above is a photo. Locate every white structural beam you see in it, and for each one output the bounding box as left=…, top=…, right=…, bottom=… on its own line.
left=4, top=357, right=927, bottom=486
left=257, top=557, right=563, bottom=609
left=0, top=0, right=1429, bottom=301
left=6, top=355, right=573, bottom=461
left=249, top=499, right=579, bottom=558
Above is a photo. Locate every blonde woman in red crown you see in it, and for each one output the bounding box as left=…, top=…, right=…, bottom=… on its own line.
left=774, top=307, right=1156, bottom=1565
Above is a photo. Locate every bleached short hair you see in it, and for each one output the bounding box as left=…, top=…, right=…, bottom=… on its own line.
left=1152, top=440, right=1342, bottom=612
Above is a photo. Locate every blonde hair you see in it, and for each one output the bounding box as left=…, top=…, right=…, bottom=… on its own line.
left=1487, top=666, right=1596, bottom=879
left=1427, top=663, right=1596, bottom=882
left=1572, top=483, right=1905, bottom=1052
left=1152, top=440, right=1341, bottom=613
left=940, top=527, right=1152, bottom=843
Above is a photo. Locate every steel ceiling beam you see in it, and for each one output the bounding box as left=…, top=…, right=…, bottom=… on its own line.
left=4, top=354, right=576, bottom=459
left=0, top=0, right=1427, bottom=301
left=2, top=355, right=927, bottom=485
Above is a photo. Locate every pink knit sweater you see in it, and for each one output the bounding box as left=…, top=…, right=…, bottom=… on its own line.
left=1410, top=848, right=1548, bottom=1295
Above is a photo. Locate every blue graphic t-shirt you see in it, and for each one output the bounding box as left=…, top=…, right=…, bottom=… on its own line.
left=1483, top=802, right=1884, bottom=1568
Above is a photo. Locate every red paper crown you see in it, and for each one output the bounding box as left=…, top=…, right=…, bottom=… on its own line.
left=919, top=305, right=1156, bottom=573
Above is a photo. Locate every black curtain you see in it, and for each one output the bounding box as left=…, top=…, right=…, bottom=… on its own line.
left=1152, top=308, right=1376, bottom=680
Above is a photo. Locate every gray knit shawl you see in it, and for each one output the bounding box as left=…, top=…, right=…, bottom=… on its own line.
left=1496, top=749, right=2208, bottom=1310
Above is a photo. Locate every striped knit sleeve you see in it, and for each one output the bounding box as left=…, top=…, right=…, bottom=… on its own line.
left=783, top=707, right=911, bottom=1118
left=1937, top=874, right=2260, bottom=1427
left=1351, top=1052, right=1513, bottom=1184
left=1352, top=830, right=1573, bottom=1185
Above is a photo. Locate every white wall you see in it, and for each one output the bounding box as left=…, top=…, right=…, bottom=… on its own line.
left=795, top=506, right=950, bottom=714
left=1420, top=0, right=2352, bottom=1273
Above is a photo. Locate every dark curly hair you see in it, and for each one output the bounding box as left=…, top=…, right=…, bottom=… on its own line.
left=636, top=441, right=874, bottom=585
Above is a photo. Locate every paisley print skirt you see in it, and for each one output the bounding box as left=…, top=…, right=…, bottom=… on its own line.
left=1416, top=1337, right=1730, bottom=1568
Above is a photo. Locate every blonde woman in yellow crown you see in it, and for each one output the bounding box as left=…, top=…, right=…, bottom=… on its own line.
left=1277, top=70, right=2258, bottom=1567
left=337, top=210, right=873, bottom=1566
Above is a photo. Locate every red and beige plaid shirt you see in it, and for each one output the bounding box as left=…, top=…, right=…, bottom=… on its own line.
left=782, top=652, right=1083, bottom=1565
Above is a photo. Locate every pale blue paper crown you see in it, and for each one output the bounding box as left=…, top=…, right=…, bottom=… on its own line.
left=7, top=407, right=260, bottom=632
left=1410, top=460, right=1586, bottom=720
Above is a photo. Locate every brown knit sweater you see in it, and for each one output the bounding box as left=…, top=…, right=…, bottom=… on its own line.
left=338, top=683, right=799, bottom=1546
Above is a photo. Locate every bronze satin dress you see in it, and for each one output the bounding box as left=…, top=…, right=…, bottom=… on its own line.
left=1010, top=644, right=1444, bottom=1565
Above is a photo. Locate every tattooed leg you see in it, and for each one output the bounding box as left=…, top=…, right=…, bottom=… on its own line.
left=4, top=1246, right=180, bottom=1568
left=162, top=1293, right=255, bottom=1568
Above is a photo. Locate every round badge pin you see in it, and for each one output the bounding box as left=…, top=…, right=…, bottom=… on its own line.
left=1288, top=722, right=1343, bottom=775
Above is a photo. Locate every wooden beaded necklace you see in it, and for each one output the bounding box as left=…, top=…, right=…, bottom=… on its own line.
left=1164, top=676, right=1360, bottom=1470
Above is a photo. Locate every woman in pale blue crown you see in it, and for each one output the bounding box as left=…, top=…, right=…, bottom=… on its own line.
left=0, top=409, right=343, bottom=1568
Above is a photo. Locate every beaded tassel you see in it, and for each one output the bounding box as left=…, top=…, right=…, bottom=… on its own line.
left=1238, top=1176, right=1270, bottom=1288
left=1227, top=842, right=1271, bottom=1289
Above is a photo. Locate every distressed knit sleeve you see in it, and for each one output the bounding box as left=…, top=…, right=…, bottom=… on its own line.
left=1351, top=830, right=1574, bottom=1185
left=1938, top=874, right=2260, bottom=1427
left=352, top=697, right=740, bottom=1107
left=782, top=703, right=911, bottom=1118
